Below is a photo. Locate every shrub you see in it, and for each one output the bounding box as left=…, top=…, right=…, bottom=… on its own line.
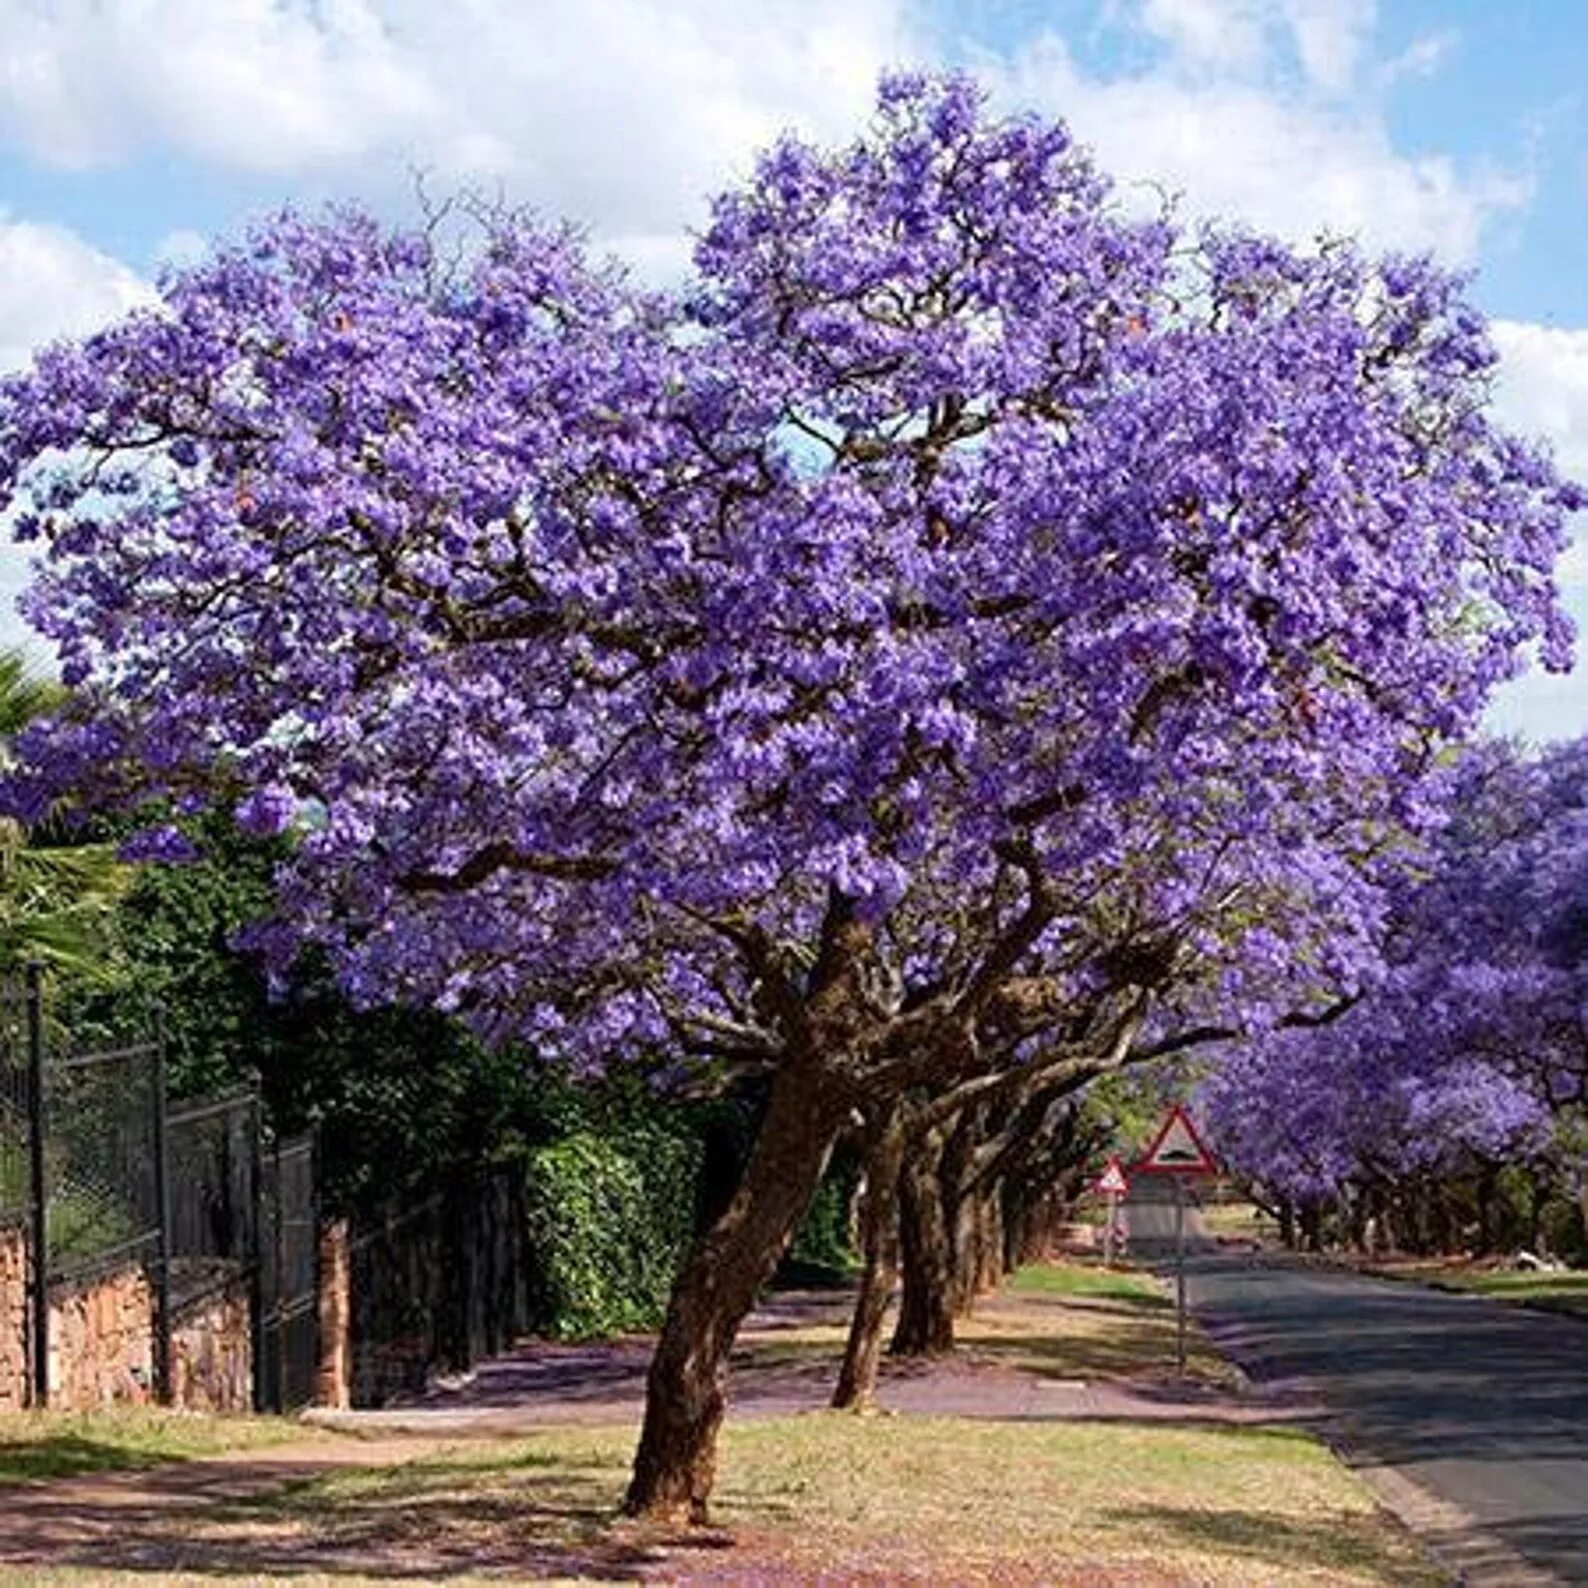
left=522, top=1124, right=701, bottom=1338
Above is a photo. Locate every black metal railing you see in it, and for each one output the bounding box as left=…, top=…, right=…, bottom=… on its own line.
left=2, top=965, right=317, bottom=1412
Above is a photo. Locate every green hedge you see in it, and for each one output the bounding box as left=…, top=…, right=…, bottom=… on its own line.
left=522, top=1124, right=701, bottom=1339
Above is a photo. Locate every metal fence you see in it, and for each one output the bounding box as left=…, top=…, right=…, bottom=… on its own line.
left=1, top=965, right=317, bottom=1412
left=257, top=1131, right=317, bottom=1412
left=348, top=1168, right=532, bottom=1406
left=1, top=965, right=540, bottom=1414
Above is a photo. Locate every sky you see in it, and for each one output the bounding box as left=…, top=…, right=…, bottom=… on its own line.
left=0, top=0, right=1584, bottom=739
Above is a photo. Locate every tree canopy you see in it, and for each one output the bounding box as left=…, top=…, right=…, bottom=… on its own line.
left=0, top=71, right=1577, bottom=1519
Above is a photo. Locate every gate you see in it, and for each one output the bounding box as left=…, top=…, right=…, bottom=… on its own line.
left=256, top=1132, right=317, bottom=1412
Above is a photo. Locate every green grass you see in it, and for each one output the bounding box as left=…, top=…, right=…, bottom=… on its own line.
left=1389, top=1263, right=1588, bottom=1318
left=230, top=1415, right=1445, bottom=1585
left=1199, top=1199, right=1268, bottom=1243
left=0, top=1407, right=311, bottom=1484
left=737, top=1256, right=1235, bottom=1387
left=1007, top=1257, right=1171, bottom=1308
left=0, top=1263, right=1445, bottom=1585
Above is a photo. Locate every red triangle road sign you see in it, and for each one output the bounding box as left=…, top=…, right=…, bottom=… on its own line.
left=1134, top=1104, right=1219, bottom=1175
left=1095, top=1155, right=1130, bottom=1197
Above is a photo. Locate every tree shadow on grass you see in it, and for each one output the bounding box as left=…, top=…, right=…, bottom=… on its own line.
left=0, top=1444, right=693, bottom=1581
left=1107, top=1502, right=1442, bottom=1583
left=961, top=1321, right=1198, bottom=1382
left=0, top=1434, right=174, bottom=1484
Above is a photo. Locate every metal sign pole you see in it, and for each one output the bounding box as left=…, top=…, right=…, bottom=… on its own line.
left=1174, top=1173, right=1187, bottom=1378
left=1103, top=1192, right=1116, bottom=1268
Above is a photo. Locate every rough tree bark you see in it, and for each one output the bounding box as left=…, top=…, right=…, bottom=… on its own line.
left=623, top=1064, right=849, bottom=1522
left=890, top=1128, right=959, bottom=1356
left=832, top=1110, right=907, bottom=1411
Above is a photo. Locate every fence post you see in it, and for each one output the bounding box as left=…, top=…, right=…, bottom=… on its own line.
left=248, top=1083, right=268, bottom=1413
left=151, top=1014, right=172, bottom=1405
left=314, top=1217, right=351, bottom=1409
left=24, top=962, right=47, bottom=1409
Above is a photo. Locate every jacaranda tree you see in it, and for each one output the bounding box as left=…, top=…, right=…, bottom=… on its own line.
left=1204, top=736, right=1588, bottom=1251
left=0, top=75, right=1577, bottom=1518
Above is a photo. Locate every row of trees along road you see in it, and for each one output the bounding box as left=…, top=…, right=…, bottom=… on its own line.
left=1205, top=734, right=1588, bottom=1262
left=0, top=74, right=1578, bottom=1521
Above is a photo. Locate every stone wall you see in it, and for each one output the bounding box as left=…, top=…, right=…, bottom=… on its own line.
left=0, top=1224, right=30, bottom=1411
left=47, top=1264, right=154, bottom=1408
left=0, top=1225, right=255, bottom=1412
left=170, top=1270, right=252, bottom=1413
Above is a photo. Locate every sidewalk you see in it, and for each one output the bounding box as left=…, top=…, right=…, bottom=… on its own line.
left=305, top=1281, right=1307, bottom=1438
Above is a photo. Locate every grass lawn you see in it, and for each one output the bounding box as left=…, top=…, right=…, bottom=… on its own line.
left=1198, top=1199, right=1269, bottom=1244
left=1006, top=1256, right=1171, bottom=1305
left=220, top=1413, right=1444, bottom=1585
left=0, top=1263, right=1444, bottom=1583
left=1372, top=1258, right=1588, bottom=1319
left=0, top=1406, right=313, bottom=1484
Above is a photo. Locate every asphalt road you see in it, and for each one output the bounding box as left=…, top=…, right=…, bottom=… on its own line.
left=1187, top=1256, right=1588, bottom=1584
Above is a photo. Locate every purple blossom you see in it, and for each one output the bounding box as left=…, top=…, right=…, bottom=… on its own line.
left=0, top=74, right=1576, bottom=1079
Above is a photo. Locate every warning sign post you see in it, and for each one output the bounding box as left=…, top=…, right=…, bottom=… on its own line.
left=1093, top=1156, right=1129, bottom=1268
left=1132, top=1106, right=1220, bottom=1376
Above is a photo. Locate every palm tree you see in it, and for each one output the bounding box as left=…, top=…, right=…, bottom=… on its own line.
left=0, top=651, right=130, bottom=981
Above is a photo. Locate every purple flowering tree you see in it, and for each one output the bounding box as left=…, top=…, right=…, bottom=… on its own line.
left=1204, top=738, right=1588, bottom=1252
left=0, top=76, right=1577, bottom=1519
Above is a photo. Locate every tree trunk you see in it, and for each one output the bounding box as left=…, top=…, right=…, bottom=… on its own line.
left=1475, top=1164, right=1498, bottom=1255
left=951, top=1179, right=983, bottom=1317
left=966, top=1183, right=1004, bottom=1302
left=1278, top=1198, right=1295, bottom=1249
left=890, top=1135, right=957, bottom=1356
left=623, top=1066, right=846, bottom=1523
left=832, top=1114, right=906, bottom=1411
left=1300, top=1203, right=1323, bottom=1253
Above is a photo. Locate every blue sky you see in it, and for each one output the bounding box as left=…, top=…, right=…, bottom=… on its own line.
left=0, top=0, right=1584, bottom=738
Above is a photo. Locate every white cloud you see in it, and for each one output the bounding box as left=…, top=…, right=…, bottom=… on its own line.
left=0, top=1, right=1523, bottom=275
left=1134, top=0, right=1373, bottom=94
left=1277, top=0, right=1375, bottom=94
left=0, top=216, right=151, bottom=372
left=1490, top=320, right=1588, bottom=486
left=1484, top=320, right=1588, bottom=741
left=1136, top=0, right=1272, bottom=76
left=979, top=27, right=1524, bottom=263
left=0, top=0, right=432, bottom=172
left=1378, top=27, right=1460, bottom=89
left=0, top=218, right=152, bottom=658
left=153, top=229, right=211, bottom=270
left=0, top=0, right=918, bottom=270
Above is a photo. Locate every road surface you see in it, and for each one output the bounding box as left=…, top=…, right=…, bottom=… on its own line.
left=1188, top=1256, right=1588, bottom=1585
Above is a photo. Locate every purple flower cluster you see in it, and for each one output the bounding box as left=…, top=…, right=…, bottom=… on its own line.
left=1203, top=737, right=1588, bottom=1202
left=0, top=75, right=1576, bottom=1071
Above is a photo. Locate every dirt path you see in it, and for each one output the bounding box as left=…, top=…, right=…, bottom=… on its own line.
left=0, top=1432, right=459, bottom=1578
left=305, top=1284, right=1296, bottom=1440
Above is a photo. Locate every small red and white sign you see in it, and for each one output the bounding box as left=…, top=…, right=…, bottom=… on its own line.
left=1095, top=1155, right=1130, bottom=1197
left=1135, top=1104, right=1219, bottom=1176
